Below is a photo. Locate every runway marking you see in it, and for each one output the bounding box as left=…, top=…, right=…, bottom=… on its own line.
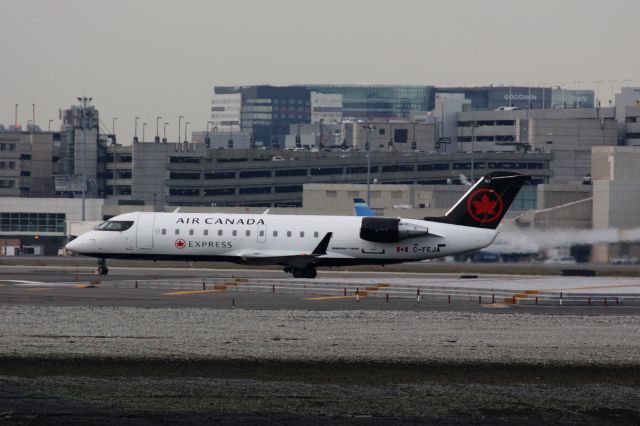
left=504, top=290, right=540, bottom=304
left=305, top=284, right=394, bottom=301
left=161, top=289, right=224, bottom=296
left=304, top=295, right=356, bottom=301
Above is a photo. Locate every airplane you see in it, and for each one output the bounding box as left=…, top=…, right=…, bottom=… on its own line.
left=66, top=171, right=530, bottom=278
left=353, top=198, right=375, bottom=217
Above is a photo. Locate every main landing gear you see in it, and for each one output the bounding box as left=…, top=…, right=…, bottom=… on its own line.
left=284, top=266, right=317, bottom=279
left=97, top=258, right=109, bottom=275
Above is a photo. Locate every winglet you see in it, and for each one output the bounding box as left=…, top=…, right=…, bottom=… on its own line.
left=312, top=232, right=332, bottom=255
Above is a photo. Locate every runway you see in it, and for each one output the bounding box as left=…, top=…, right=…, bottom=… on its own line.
left=1, top=265, right=639, bottom=311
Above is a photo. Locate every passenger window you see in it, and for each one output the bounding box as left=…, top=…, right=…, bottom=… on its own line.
left=218, top=230, right=223, bottom=236
left=273, top=230, right=278, bottom=237
left=300, top=231, right=304, bottom=238
left=161, top=229, right=166, bottom=235
left=314, top=231, right=319, bottom=238
left=287, top=231, right=292, bottom=237
left=232, top=230, right=237, bottom=236
left=203, top=229, right=208, bottom=236
left=189, top=229, right=194, bottom=235
left=259, top=230, right=265, bottom=237
left=175, top=229, right=180, bottom=235
left=246, top=230, right=251, bottom=237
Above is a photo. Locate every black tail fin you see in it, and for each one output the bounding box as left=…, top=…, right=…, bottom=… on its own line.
left=424, top=171, right=531, bottom=229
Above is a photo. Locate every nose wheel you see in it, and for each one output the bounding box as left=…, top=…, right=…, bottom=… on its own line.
left=96, top=258, right=109, bottom=275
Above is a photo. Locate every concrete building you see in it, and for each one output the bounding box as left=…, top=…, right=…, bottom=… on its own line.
left=58, top=102, right=101, bottom=196
left=310, top=92, right=342, bottom=123
left=341, top=119, right=438, bottom=153
left=0, top=130, right=60, bottom=197
left=591, top=146, right=640, bottom=262
left=622, top=107, right=640, bottom=146
left=456, top=107, right=617, bottom=184
left=613, top=88, right=640, bottom=146
left=283, top=122, right=342, bottom=150
left=102, top=144, right=551, bottom=209
left=433, top=93, right=471, bottom=152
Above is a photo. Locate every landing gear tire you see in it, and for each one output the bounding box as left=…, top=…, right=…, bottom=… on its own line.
left=97, top=258, right=109, bottom=275
left=291, top=266, right=317, bottom=279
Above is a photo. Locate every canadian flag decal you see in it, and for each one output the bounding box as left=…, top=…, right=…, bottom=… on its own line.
left=396, top=246, right=409, bottom=253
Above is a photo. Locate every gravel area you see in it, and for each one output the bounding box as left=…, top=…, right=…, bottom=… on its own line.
left=1, top=304, right=640, bottom=424
left=1, top=304, right=639, bottom=364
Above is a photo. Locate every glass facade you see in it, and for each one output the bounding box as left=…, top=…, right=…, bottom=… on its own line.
left=0, top=212, right=66, bottom=233
left=306, top=85, right=435, bottom=119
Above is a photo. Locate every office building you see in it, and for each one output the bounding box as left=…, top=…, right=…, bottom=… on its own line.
left=0, top=129, right=60, bottom=197
left=305, top=85, right=435, bottom=119
left=456, top=107, right=617, bottom=184
left=211, top=86, right=311, bottom=147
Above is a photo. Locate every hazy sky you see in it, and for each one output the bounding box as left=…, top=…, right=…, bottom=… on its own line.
left=1, top=0, right=638, bottom=144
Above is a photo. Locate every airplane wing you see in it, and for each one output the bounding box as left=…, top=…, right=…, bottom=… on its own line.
left=230, top=232, right=333, bottom=268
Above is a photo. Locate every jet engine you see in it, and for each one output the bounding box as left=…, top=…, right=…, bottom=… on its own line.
left=359, top=217, right=428, bottom=243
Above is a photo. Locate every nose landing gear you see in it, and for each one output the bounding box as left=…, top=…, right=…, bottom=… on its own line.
left=97, top=258, right=109, bottom=275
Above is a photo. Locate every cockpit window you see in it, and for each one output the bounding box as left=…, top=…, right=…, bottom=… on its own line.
left=94, top=221, right=134, bottom=231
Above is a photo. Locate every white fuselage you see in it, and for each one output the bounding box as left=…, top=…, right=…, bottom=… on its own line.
left=67, top=211, right=498, bottom=266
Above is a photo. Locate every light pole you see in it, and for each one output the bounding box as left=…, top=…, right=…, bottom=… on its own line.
left=364, top=124, right=375, bottom=205
left=142, top=122, right=147, bottom=143
left=184, top=122, right=190, bottom=142
left=32, top=104, right=35, bottom=131
left=112, top=133, right=118, bottom=200
left=48, top=119, right=53, bottom=131
left=155, top=116, right=161, bottom=142
left=14, top=104, right=18, bottom=129
left=112, top=117, right=117, bottom=136
left=178, top=115, right=184, bottom=143
left=163, top=122, right=169, bottom=142
left=134, top=117, right=140, bottom=143
left=206, top=121, right=215, bottom=148
left=470, top=121, right=478, bottom=182
left=77, top=96, right=92, bottom=221
left=27, top=120, right=32, bottom=132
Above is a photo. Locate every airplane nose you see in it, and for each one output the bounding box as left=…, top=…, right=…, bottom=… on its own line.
left=65, top=238, right=80, bottom=252
left=66, top=235, right=92, bottom=254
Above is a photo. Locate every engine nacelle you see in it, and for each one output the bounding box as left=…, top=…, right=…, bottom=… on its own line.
left=359, top=217, right=428, bottom=243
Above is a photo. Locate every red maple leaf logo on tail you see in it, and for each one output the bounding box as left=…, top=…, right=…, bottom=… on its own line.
left=466, top=189, right=504, bottom=223
left=472, top=194, right=498, bottom=215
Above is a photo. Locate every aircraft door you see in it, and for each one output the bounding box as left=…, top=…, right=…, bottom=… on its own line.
left=136, top=212, right=155, bottom=249
left=257, top=222, right=267, bottom=243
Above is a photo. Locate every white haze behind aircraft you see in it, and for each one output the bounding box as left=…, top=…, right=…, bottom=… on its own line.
left=66, top=172, right=530, bottom=278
